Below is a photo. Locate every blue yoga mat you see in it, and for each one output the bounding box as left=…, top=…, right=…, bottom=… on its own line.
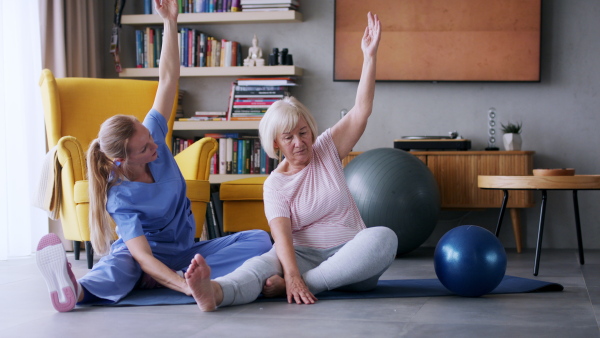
left=87, top=275, right=563, bottom=307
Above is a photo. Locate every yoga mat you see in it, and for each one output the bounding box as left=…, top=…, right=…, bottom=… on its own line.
left=86, top=275, right=563, bottom=307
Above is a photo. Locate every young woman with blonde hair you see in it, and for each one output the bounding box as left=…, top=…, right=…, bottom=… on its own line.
left=35, top=0, right=271, bottom=312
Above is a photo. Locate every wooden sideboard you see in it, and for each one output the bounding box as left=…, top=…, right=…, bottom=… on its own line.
left=343, top=150, right=535, bottom=252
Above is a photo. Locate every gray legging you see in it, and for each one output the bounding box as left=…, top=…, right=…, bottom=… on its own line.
left=216, top=226, right=398, bottom=307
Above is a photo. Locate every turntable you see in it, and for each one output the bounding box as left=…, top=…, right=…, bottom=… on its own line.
left=394, top=135, right=471, bottom=151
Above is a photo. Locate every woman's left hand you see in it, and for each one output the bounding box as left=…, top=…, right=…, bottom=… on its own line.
left=361, top=12, right=381, bottom=58
left=154, top=0, right=179, bottom=21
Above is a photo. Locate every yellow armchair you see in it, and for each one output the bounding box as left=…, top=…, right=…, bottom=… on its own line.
left=39, top=69, right=217, bottom=268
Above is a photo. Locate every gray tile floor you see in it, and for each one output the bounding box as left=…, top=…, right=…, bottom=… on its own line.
left=2, top=247, right=600, bottom=337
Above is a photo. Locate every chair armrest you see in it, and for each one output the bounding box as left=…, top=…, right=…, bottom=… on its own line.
left=174, top=137, right=218, bottom=181
left=186, top=179, right=211, bottom=239
left=56, top=136, right=87, bottom=183
left=185, top=180, right=211, bottom=203
left=74, top=180, right=89, bottom=203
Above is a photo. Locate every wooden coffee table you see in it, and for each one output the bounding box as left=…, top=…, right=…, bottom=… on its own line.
left=478, top=175, right=600, bottom=275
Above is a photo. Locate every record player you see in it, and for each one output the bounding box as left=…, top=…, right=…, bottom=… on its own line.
left=394, top=135, right=471, bottom=151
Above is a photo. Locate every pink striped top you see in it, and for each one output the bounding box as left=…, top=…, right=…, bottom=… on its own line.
left=263, top=128, right=366, bottom=249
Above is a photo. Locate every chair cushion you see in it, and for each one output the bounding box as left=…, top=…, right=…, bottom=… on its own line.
left=220, top=177, right=268, bottom=232
left=220, top=177, right=267, bottom=201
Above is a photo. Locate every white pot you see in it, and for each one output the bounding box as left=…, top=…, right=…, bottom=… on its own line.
left=503, top=133, right=522, bottom=151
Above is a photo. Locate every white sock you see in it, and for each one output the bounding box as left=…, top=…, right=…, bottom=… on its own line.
left=76, top=281, right=83, bottom=301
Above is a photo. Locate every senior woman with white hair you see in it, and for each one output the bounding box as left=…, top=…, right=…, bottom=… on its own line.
left=184, top=12, right=398, bottom=312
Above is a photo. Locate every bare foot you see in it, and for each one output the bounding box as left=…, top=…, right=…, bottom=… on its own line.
left=262, top=275, right=286, bottom=298
left=185, top=254, right=217, bottom=312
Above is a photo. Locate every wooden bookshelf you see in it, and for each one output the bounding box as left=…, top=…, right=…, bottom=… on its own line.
left=121, top=10, right=302, bottom=25
left=120, top=65, right=302, bottom=78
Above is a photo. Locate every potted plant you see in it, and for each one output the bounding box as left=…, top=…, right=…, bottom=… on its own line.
left=501, top=121, right=522, bottom=151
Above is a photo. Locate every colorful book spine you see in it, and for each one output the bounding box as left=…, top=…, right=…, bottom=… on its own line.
left=219, top=138, right=227, bottom=174
left=237, top=139, right=244, bottom=174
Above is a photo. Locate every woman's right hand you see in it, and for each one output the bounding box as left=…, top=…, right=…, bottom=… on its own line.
left=285, top=274, right=318, bottom=304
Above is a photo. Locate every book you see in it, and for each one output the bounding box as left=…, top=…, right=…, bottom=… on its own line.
left=199, top=32, right=206, bottom=67
left=231, top=111, right=266, bottom=116
left=226, top=81, right=237, bottom=120
left=135, top=30, right=144, bottom=68
left=178, top=117, right=227, bottom=121
left=155, top=27, right=162, bottom=66
left=220, top=39, right=227, bottom=67
left=251, top=137, right=261, bottom=174
left=236, top=77, right=296, bottom=86
left=235, top=92, right=287, bottom=101
left=242, top=3, right=299, bottom=7
left=205, top=201, right=216, bottom=239
left=233, top=102, right=275, bottom=106
left=237, top=139, right=244, bottom=174
left=241, top=0, right=299, bottom=4
left=226, top=138, right=234, bottom=174
left=242, top=7, right=298, bottom=11
left=260, top=146, right=267, bottom=174
left=231, top=41, right=238, bottom=66
left=219, top=138, right=227, bottom=174
left=144, top=0, right=153, bottom=14
left=231, top=109, right=268, bottom=114
left=244, top=139, right=251, bottom=174
left=232, top=139, right=238, bottom=174
left=212, top=152, right=219, bottom=174
left=230, top=116, right=264, bottom=121
left=234, top=85, right=287, bottom=91
left=211, top=192, right=225, bottom=237
left=195, top=111, right=227, bottom=116
left=232, top=0, right=241, bottom=11
left=234, top=98, right=278, bottom=103
left=204, top=132, right=240, bottom=138
left=231, top=112, right=266, bottom=117
left=236, top=41, right=243, bottom=66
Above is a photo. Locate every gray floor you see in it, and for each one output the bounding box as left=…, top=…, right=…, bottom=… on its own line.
left=2, top=247, right=600, bottom=338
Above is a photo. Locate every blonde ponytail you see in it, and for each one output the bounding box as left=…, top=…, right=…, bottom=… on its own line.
left=87, top=115, right=138, bottom=255
left=87, top=139, right=116, bottom=255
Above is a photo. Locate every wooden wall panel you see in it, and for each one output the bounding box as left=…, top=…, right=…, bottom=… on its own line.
left=334, top=0, right=541, bottom=81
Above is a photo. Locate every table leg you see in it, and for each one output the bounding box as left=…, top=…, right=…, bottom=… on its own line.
left=534, top=190, right=548, bottom=276
left=573, top=190, right=585, bottom=265
left=495, top=190, right=509, bottom=237
left=510, top=209, right=522, bottom=253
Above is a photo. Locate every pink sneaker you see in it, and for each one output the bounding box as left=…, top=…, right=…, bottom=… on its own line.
left=36, top=234, right=78, bottom=312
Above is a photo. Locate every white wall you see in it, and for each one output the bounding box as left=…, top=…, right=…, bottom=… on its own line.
left=103, top=0, right=600, bottom=250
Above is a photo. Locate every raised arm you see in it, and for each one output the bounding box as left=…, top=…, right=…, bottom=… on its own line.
left=152, top=0, right=180, bottom=121
left=331, top=12, right=381, bottom=159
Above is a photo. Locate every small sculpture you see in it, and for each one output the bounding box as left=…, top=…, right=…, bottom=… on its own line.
left=244, top=34, right=265, bottom=67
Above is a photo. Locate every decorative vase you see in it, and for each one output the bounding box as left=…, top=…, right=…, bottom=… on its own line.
left=503, top=133, right=522, bottom=151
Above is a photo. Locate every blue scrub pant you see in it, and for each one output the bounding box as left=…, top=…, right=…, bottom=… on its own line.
left=78, top=230, right=272, bottom=303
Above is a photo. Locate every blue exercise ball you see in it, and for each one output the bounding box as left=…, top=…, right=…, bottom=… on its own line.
left=344, top=148, right=440, bottom=255
left=434, top=225, right=507, bottom=297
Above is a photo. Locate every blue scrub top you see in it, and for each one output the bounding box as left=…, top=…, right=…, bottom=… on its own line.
left=106, top=109, right=195, bottom=255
